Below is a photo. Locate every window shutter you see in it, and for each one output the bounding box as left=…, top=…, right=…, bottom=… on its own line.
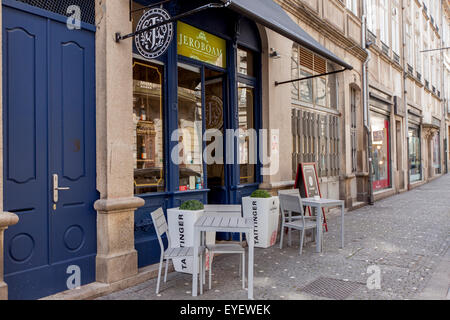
left=313, top=55, right=327, bottom=75
left=300, top=48, right=314, bottom=71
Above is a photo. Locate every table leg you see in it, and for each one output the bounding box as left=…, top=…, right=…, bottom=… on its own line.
left=315, top=206, right=322, bottom=253
left=192, top=228, right=200, bottom=297
left=247, top=230, right=254, bottom=300
left=341, top=203, right=345, bottom=248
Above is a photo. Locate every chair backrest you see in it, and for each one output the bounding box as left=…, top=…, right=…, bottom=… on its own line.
left=278, top=189, right=301, bottom=196
left=278, top=192, right=305, bottom=225
left=151, top=208, right=170, bottom=252
left=204, top=204, right=242, bottom=217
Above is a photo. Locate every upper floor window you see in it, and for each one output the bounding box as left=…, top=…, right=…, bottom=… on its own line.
left=346, top=0, right=358, bottom=16
left=415, top=33, right=422, bottom=74
left=291, top=44, right=338, bottom=109
left=391, top=2, right=400, bottom=54
left=405, top=23, right=414, bottom=66
left=367, top=0, right=377, bottom=34
left=379, top=0, right=390, bottom=46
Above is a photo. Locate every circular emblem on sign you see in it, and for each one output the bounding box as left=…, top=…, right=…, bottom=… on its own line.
left=205, top=95, right=223, bottom=129
left=135, top=8, right=173, bottom=59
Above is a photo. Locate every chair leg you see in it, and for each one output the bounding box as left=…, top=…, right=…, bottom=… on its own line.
left=242, top=251, right=246, bottom=289
left=209, top=252, right=213, bottom=290
left=199, top=253, right=203, bottom=295
left=299, top=229, right=305, bottom=255
left=279, top=225, right=284, bottom=249
left=203, top=252, right=206, bottom=285
left=164, top=258, right=169, bottom=283
left=156, top=256, right=164, bottom=294
left=288, top=228, right=292, bottom=247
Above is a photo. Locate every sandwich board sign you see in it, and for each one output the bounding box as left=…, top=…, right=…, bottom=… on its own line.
left=294, top=163, right=328, bottom=231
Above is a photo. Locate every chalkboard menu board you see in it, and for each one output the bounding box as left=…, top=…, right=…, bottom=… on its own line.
left=294, top=163, right=328, bottom=231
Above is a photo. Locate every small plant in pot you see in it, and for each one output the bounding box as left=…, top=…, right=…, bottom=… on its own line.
left=250, top=189, right=272, bottom=198
left=242, top=189, right=280, bottom=248
left=179, top=200, right=204, bottom=211
left=166, top=200, right=214, bottom=275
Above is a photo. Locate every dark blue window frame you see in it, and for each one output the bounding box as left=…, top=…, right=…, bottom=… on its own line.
left=132, top=0, right=262, bottom=267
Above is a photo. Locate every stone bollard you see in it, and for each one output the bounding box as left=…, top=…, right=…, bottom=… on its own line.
left=0, top=212, right=19, bottom=300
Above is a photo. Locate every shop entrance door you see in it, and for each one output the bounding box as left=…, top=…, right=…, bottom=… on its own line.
left=205, top=68, right=229, bottom=204
left=3, top=5, right=97, bottom=299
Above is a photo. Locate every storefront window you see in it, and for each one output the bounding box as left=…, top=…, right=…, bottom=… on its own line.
left=433, top=133, right=441, bottom=174
left=370, top=111, right=390, bottom=191
left=315, top=77, right=327, bottom=107
left=177, top=64, right=204, bottom=191
left=237, top=47, right=254, bottom=77
left=238, top=83, right=255, bottom=184
left=291, top=45, right=299, bottom=99
left=205, top=68, right=225, bottom=188
left=299, top=70, right=313, bottom=103
left=409, top=126, right=422, bottom=182
left=291, top=44, right=337, bottom=109
left=133, top=60, right=165, bottom=194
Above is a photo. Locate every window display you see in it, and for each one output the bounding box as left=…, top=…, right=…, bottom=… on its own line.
left=409, top=126, right=422, bottom=182
left=133, top=60, right=165, bottom=194
left=238, top=83, right=255, bottom=184
left=177, top=64, right=204, bottom=191
left=433, top=132, right=441, bottom=174
left=370, top=111, right=390, bottom=191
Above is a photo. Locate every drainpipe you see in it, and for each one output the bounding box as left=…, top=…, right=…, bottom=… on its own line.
left=402, top=0, right=411, bottom=190
left=440, top=0, right=448, bottom=175
left=362, top=1, right=374, bottom=205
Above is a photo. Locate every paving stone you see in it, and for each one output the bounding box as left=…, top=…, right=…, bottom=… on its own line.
left=97, top=176, right=450, bottom=300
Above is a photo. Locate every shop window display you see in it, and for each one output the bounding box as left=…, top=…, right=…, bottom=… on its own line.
left=409, top=126, right=422, bottom=182
left=370, top=112, right=390, bottom=191
left=177, top=64, right=204, bottom=191
left=133, top=60, right=165, bottom=194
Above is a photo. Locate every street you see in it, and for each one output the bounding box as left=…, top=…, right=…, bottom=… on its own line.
left=98, top=175, right=450, bottom=300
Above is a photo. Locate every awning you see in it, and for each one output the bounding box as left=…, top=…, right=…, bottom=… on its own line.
left=222, top=0, right=353, bottom=70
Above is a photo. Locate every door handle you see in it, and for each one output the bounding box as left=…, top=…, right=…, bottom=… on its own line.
left=53, top=174, right=70, bottom=203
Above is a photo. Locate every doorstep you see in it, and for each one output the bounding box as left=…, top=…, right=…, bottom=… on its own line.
left=373, top=188, right=395, bottom=202
left=41, top=263, right=169, bottom=300
left=349, top=201, right=366, bottom=211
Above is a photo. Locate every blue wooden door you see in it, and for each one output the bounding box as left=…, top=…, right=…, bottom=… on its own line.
left=3, top=5, right=97, bottom=300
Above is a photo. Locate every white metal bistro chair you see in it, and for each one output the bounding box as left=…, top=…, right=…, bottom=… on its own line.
left=278, top=190, right=322, bottom=255
left=203, top=205, right=246, bottom=290
left=151, top=208, right=205, bottom=294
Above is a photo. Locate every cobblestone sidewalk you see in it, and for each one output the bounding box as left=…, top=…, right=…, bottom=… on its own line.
left=98, top=176, right=450, bottom=300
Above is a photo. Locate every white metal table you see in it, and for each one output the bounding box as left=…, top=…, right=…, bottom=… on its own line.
left=301, top=198, right=345, bottom=253
left=192, top=215, right=255, bottom=299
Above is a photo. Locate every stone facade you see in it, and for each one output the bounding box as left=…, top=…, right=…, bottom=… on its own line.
left=0, top=0, right=448, bottom=300
left=266, top=0, right=367, bottom=209
left=265, top=0, right=449, bottom=204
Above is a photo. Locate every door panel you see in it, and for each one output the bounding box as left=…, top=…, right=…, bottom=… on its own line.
left=3, top=6, right=48, bottom=276
left=48, top=21, right=97, bottom=264
left=3, top=5, right=97, bottom=300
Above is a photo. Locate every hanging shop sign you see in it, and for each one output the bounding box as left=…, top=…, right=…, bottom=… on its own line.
left=177, top=21, right=226, bottom=68
left=135, top=8, right=174, bottom=59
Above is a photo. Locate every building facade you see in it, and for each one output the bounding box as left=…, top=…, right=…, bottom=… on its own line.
left=0, top=0, right=448, bottom=300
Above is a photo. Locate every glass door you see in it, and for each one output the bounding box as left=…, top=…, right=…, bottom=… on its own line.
left=204, top=68, right=227, bottom=204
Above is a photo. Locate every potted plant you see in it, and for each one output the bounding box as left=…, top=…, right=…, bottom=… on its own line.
left=167, top=200, right=214, bottom=274
left=242, top=189, right=280, bottom=248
